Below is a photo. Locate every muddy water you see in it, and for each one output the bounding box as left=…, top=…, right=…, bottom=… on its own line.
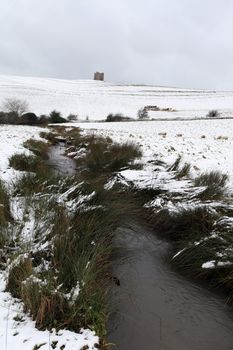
left=108, top=223, right=233, bottom=350
left=47, top=144, right=77, bottom=176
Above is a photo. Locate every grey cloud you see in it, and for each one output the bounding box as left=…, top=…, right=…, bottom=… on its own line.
left=0, top=0, right=233, bottom=89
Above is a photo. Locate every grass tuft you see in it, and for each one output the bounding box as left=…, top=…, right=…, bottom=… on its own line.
left=0, top=180, right=11, bottom=227
left=9, top=153, right=41, bottom=172
left=167, top=155, right=182, bottom=172
left=7, top=257, right=33, bottom=298
left=23, top=139, right=49, bottom=159
left=194, top=171, right=229, bottom=200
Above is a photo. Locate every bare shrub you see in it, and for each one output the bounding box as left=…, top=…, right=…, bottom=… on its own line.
left=2, top=97, right=29, bottom=116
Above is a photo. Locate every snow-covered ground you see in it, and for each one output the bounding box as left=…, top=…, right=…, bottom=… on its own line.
left=0, top=125, right=43, bottom=183
left=0, top=275, right=98, bottom=350
left=78, top=119, right=233, bottom=187
left=1, top=74, right=233, bottom=120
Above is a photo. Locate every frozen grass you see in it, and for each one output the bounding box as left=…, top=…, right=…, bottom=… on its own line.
left=84, top=141, right=142, bottom=175
left=175, top=163, right=191, bottom=179
left=9, top=153, right=42, bottom=172
left=23, top=139, right=49, bottom=160
left=0, top=179, right=11, bottom=228
left=144, top=161, right=233, bottom=294
left=167, top=155, right=182, bottom=172
left=4, top=128, right=143, bottom=347
left=194, top=171, right=229, bottom=200
left=39, top=130, right=60, bottom=144
left=150, top=206, right=215, bottom=242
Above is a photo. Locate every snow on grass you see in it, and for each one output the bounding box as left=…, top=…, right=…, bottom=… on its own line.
left=0, top=125, right=44, bottom=183
left=0, top=274, right=98, bottom=350
left=0, top=125, right=100, bottom=349
left=1, top=74, right=233, bottom=120
left=79, top=119, right=233, bottom=187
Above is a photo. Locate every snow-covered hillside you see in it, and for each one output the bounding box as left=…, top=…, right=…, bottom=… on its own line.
left=1, top=74, right=233, bottom=120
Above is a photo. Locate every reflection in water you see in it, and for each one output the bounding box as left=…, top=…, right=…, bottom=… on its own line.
left=47, top=145, right=77, bottom=176
left=108, top=224, right=233, bottom=350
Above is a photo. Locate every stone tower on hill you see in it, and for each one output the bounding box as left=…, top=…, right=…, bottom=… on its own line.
left=94, top=72, right=104, bottom=81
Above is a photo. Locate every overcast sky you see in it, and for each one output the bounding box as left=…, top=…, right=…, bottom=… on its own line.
left=0, top=0, right=233, bottom=89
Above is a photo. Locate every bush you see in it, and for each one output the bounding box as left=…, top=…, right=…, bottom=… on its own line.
left=106, top=113, right=132, bottom=122
left=38, top=114, right=49, bottom=124
left=20, top=112, right=38, bottom=125
left=0, top=111, right=20, bottom=124
left=49, top=110, right=67, bottom=124
left=207, top=110, right=220, bottom=118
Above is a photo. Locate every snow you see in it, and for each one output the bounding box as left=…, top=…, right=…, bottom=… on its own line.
left=202, top=261, right=216, bottom=269
left=0, top=276, right=98, bottom=350
left=1, top=74, right=233, bottom=184
left=1, top=74, right=233, bottom=120
left=0, top=125, right=43, bottom=183
left=202, top=261, right=233, bottom=269
left=79, top=119, right=233, bottom=187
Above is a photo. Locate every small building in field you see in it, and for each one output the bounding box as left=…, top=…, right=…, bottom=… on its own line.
left=94, top=72, right=104, bottom=81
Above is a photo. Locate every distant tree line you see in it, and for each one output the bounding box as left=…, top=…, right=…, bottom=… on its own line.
left=0, top=98, right=78, bottom=125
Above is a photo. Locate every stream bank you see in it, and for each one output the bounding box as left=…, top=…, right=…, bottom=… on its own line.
left=48, top=142, right=233, bottom=350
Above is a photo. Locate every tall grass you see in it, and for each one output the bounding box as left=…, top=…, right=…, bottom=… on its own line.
left=23, top=139, right=49, bottom=159
left=9, top=153, right=42, bottom=172
left=6, top=128, right=143, bottom=347
left=84, top=141, right=142, bottom=175
left=194, top=171, right=229, bottom=200
left=151, top=205, right=216, bottom=242
left=0, top=180, right=11, bottom=228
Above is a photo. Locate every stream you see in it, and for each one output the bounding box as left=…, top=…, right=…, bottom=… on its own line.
left=48, top=144, right=233, bottom=350
left=47, top=144, right=77, bottom=175
left=108, top=223, right=233, bottom=350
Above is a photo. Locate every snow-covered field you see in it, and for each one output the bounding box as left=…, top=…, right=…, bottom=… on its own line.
left=1, top=74, right=233, bottom=120
left=79, top=119, right=233, bottom=187
left=0, top=125, right=43, bottom=183
left=1, top=75, right=233, bottom=348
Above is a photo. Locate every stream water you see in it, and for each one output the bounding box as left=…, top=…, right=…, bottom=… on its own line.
left=108, top=223, right=233, bottom=350
left=48, top=144, right=233, bottom=350
left=47, top=144, right=77, bottom=175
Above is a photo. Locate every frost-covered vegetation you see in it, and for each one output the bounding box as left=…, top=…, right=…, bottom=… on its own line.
left=0, top=126, right=143, bottom=349
left=79, top=123, right=233, bottom=295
